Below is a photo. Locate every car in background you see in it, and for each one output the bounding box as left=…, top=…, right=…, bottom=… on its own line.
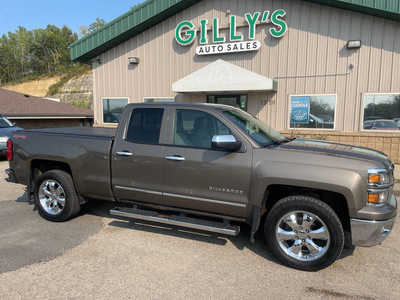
left=0, top=115, right=22, bottom=157
left=363, top=119, right=399, bottom=130
left=392, top=118, right=400, bottom=128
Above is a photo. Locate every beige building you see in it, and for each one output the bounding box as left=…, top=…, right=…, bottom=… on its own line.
left=70, top=0, right=400, bottom=162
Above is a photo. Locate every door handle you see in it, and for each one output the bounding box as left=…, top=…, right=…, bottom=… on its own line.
left=116, top=151, right=133, bottom=157
left=165, top=155, right=185, bottom=161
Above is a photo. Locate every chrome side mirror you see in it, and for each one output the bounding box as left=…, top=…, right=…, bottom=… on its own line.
left=212, top=135, right=242, bottom=152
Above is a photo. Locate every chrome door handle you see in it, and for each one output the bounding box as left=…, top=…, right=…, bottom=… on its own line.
left=165, top=155, right=185, bottom=161
left=116, top=151, right=133, bottom=157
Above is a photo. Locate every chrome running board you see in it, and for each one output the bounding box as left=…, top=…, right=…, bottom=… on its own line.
left=110, top=207, right=240, bottom=236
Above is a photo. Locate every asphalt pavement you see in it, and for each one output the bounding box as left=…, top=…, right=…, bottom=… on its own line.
left=0, top=161, right=399, bottom=299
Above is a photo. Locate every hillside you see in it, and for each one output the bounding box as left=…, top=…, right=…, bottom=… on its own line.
left=1, top=68, right=93, bottom=109
left=3, top=76, right=61, bottom=97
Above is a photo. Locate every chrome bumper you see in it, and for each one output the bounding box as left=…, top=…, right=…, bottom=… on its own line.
left=351, top=217, right=396, bottom=247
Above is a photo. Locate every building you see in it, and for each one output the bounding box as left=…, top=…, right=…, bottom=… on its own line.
left=0, top=88, right=93, bottom=128
left=71, top=0, right=400, bottom=162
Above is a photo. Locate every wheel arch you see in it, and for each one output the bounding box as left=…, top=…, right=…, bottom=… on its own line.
left=30, top=159, right=85, bottom=204
left=262, top=184, right=351, bottom=232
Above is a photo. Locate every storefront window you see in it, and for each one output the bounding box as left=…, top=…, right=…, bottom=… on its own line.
left=144, top=97, right=175, bottom=103
left=290, top=95, right=336, bottom=129
left=102, top=98, right=129, bottom=124
left=207, top=95, right=247, bottom=111
left=363, top=94, right=400, bottom=131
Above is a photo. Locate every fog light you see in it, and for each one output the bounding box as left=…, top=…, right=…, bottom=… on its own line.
left=368, top=191, right=389, bottom=204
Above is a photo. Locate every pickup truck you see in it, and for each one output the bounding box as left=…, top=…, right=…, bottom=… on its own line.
left=6, top=103, right=397, bottom=271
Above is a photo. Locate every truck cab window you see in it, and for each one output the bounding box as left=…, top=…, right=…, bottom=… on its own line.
left=126, top=108, right=164, bottom=145
left=174, top=109, right=231, bottom=149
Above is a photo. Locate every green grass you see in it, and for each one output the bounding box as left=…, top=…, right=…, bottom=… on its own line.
left=71, top=100, right=90, bottom=109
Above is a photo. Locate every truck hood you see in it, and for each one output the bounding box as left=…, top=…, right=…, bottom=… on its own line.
left=278, top=138, right=393, bottom=170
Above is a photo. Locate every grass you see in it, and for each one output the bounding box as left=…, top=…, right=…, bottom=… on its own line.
left=1, top=72, right=57, bottom=87
left=71, top=100, right=91, bottom=109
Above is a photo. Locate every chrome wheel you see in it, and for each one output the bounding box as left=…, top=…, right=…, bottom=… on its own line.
left=275, top=211, right=330, bottom=262
left=38, top=180, right=66, bottom=215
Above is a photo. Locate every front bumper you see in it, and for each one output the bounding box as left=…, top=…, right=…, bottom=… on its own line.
left=351, top=217, right=396, bottom=247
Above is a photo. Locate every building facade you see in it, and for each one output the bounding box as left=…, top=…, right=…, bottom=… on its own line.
left=71, top=0, right=400, bottom=162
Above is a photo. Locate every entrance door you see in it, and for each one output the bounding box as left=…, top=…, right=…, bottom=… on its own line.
left=207, top=95, right=247, bottom=111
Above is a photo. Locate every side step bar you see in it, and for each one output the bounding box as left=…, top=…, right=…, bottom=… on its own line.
left=110, top=207, right=240, bottom=236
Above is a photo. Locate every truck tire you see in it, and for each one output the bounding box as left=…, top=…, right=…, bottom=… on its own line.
left=264, top=196, right=344, bottom=271
left=34, top=170, right=81, bottom=222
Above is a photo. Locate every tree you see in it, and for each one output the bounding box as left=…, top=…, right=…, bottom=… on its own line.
left=88, top=18, right=106, bottom=34
left=0, top=25, right=78, bottom=84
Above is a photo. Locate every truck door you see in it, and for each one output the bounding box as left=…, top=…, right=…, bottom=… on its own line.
left=162, top=108, right=252, bottom=217
left=111, top=106, right=167, bottom=205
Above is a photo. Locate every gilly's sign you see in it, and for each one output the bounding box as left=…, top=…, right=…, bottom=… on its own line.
left=175, top=10, right=287, bottom=56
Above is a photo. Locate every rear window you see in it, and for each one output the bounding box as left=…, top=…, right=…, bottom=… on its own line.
left=126, top=108, right=164, bottom=145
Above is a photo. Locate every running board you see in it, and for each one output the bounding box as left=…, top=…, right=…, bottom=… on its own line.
left=110, top=207, right=240, bottom=236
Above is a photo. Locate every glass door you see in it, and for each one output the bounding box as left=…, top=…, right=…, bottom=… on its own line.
left=207, top=95, right=248, bottom=111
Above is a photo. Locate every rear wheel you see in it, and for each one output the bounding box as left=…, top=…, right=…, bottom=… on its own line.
left=34, top=170, right=80, bottom=222
left=265, top=196, right=344, bottom=271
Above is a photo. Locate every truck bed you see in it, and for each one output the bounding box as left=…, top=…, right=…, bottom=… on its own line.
left=22, top=127, right=116, bottom=139
left=10, top=126, right=116, bottom=202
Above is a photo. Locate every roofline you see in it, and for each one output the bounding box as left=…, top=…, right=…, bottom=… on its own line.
left=70, top=0, right=201, bottom=62
left=70, top=0, right=400, bottom=63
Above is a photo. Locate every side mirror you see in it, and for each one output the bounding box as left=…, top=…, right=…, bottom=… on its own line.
left=212, top=135, right=242, bottom=152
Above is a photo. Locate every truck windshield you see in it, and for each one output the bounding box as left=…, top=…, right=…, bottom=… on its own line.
left=222, top=109, right=289, bottom=147
left=0, top=117, right=13, bottom=128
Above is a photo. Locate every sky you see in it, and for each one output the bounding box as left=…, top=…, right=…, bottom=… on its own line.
left=0, top=0, right=144, bottom=36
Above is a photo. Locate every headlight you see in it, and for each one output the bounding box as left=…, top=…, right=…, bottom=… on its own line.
left=0, top=137, right=8, bottom=143
left=368, top=169, right=392, bottom=187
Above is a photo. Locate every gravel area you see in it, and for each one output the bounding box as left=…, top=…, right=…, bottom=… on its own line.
left=0, top=161, right=399, bottom=299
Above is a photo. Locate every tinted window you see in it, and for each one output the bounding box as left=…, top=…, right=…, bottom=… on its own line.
left=207, top=95, right=248, bottom=111
left=174, top=110, right=231, bottom=149
left=103, top=98, right=128, bottom=123
left=126, top=108, right=164, bottom=144
left=363, top=94, right=400, bottom=131
left=290, top=95, right=336, bottom=129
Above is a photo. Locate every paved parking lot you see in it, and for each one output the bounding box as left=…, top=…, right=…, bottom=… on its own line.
left=0, top=160, right=400, bottom=299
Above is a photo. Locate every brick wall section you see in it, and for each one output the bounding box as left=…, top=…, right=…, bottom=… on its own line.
left=281, top=130, right=398, bottom=163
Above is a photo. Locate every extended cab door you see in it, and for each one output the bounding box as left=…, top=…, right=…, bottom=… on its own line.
left=162, top=107, right=252, bottom=217
left=111, top=105, right=168, bottom=205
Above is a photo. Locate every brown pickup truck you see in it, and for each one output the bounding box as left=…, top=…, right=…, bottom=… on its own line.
left=6, top=103, right=397, bottom=270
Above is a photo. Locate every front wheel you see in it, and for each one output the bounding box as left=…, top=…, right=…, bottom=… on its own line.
left=265, top=196, right=344, bottom=271
left=34, top=170, right=81, bottom=222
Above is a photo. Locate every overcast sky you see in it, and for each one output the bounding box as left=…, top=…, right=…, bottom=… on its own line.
left=0, top=0, right=144, bottom=35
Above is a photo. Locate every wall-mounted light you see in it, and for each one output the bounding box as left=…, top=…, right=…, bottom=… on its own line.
left=95, top=58, right=101, bottom=65
left=128, top=57, right=140, bottom=65
left=346, top=40, right=362, bottom=49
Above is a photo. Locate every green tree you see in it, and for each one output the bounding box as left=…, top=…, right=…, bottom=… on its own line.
left=0, top=24, right=78, bottom=84
left=88, top=18, right=106, bottom=34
